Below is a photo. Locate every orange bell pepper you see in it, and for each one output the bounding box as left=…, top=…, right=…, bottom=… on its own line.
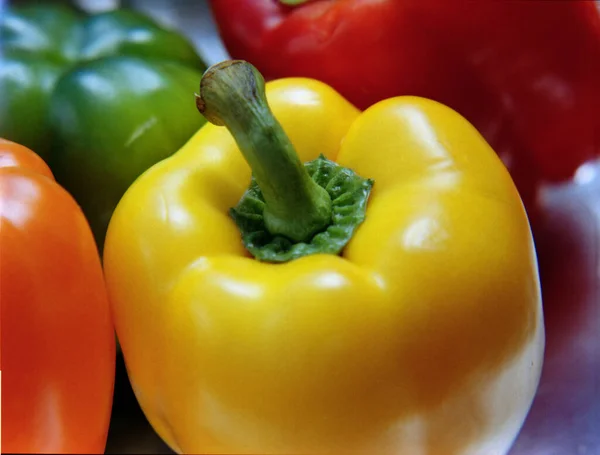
left=0, top=138, right=115, bottom=453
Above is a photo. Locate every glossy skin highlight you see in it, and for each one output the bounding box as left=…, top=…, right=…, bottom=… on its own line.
left=0, top=139, right=116, bottom=454
left=104, top=79, right=545, bottom=454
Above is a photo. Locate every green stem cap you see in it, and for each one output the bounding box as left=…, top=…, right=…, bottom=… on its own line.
left=196, top=60, right=373, bottom=263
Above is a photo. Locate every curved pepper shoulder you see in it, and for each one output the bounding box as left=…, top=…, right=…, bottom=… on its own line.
left=104, top=78, right=544, bottom=455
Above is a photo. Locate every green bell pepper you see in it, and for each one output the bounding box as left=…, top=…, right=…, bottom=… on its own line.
left=0, top=4, right=207, bottom=251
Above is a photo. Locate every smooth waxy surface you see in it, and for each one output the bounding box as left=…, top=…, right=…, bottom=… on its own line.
left=0, top=138, right=116, bottom=453
left=104, top=78, right=544, bottom=454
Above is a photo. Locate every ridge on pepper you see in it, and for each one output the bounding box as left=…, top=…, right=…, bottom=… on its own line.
left=103, top=60, right=545, bottom=455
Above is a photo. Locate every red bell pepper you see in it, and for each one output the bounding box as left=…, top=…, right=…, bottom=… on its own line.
left=210, top=0, right=600, bottom=190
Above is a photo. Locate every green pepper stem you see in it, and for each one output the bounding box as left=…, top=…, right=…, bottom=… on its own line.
left=279, top=0, right=311, bottom=5
left=196, top=60, right=332, bottom=243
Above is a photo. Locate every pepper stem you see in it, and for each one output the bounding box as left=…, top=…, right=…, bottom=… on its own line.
left=196, top=60, right=332, bottom=243
left=279, top=0, right=311, bottom=5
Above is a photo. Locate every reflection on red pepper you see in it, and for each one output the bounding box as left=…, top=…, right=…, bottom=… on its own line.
left=210, top=0, right=600, bottom=201
left=429, top=1, right=600, bottom=183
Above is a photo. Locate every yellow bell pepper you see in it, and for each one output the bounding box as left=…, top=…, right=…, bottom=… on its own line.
left=103, top=60, right=545, bottom=454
